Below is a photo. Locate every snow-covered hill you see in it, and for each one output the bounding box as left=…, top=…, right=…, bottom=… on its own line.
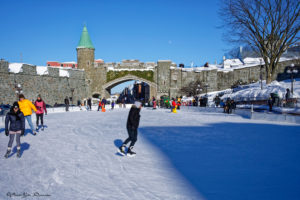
left=221, top=79, right=300, bottom=101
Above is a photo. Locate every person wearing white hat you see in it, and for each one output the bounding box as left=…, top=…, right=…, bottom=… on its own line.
left=119, top=101, right=142, bottom=156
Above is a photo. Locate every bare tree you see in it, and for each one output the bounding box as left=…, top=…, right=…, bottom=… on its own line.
left=220, top=0, right=300, bottom=83
left=180, top=80, right=204, bottom=96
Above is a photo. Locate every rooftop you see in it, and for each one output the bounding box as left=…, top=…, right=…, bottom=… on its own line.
left=77, top=25, right=94, bottom=49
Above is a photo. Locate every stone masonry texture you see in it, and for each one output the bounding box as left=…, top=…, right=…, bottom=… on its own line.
left=1, top=57, right=299, bottom=106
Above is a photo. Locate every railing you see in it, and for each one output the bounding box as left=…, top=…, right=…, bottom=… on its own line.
left=235, top=97, right=299, bottom=108
left=0, top=109, right=9, bottom=122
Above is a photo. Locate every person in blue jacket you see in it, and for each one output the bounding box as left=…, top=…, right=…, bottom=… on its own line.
left=4, top=102, right=25, bottom=158
left=101, top=97, right=107, bottom=108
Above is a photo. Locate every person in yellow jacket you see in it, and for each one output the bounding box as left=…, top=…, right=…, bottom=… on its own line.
left=18, top=94, right=37, bottom=135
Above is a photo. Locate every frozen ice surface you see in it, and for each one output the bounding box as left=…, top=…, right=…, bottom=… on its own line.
left=0, top=108, right=299, bottom=200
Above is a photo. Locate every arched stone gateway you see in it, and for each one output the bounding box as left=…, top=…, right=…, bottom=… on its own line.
left=76, top=25, right=300, bottom=103
left=101, top=74, right=157, bottom=99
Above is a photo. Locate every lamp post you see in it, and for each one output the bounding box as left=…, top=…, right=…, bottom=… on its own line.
left=70, top=88, right=75, bottom=105
left=196, top=84, right=202, bottom=107
left=196, top=84, right=202, bottom=95
left=204, top=83, right=209, bottom=96
left=15, top=84, right=23, bottom=100
left=260, top=58, right=263, bottom=90
left=287, top=63, right=298, bottom=94
left=204, top=83, right=209, bottom=107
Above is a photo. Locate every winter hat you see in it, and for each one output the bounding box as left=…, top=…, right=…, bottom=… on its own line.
left=134, top=101, right=142, bottom=108
left=37, top=94, right=41, bottom=98
left=12, top=102, right=19, bottom=109
left=19, top=94, right=25, bottom=99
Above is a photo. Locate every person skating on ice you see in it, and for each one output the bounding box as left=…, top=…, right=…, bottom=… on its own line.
left=34, top=94, right=47, bottom=131
left=119, top=101, right=142, bottom=157
left=18, top=94, right=37, bottom=135
left=4, top=102, right=25, bottom=158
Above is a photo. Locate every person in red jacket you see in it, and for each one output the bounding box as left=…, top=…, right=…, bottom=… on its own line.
left=34, top=95, right=47, bottom=131
left=97, top=99, right=102, bottom=111
left=172, top=99, right=177, bottom=112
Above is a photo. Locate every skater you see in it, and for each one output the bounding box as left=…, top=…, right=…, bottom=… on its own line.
left=97, top=99, right=102, bottom=111
left=285, top=88, right=291, bottom=101
left=34, top=95, right=47, bottom=131
left=77, top=100, right=82, bottom=110
left=268, top=95, right=273, bottom=111
left=177, top=97, right=181, bottom=110
left=119, top=101, right=142, bottom=157
left=172, top=99, right=177, bottom=113
left=153, top=100, right=157, bottom=109
left=214, top=95, right=221, bottom=107
left=4, top=102, right=25, bottom=158
left=111, top=100, right=115, bottom=110
left=101, top=97, right=107, bottom=108
left=18, top=94, right=37, bottom=135
left=87, top=98, right=92, bottom=111
left=64, top=96, right=70, bottom=112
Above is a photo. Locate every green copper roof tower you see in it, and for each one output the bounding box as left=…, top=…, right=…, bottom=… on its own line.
left=77, top=25, right=95, bottom=49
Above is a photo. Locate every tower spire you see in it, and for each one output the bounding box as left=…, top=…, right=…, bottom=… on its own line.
left=77, top=25, right=94, bottom=49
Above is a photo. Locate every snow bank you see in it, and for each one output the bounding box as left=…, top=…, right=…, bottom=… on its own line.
left=8, top=63, right=23, bottom=73
left=36, top=66, right=49, bottom=75
left=59, top=69, right=70, bottom=77
left=221, top=79, right=300, bottom=101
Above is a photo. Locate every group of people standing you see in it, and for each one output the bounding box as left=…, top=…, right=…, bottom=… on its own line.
left=4, top=94, right=47, bottom=158
left=223, top=98, right=236, bottom=114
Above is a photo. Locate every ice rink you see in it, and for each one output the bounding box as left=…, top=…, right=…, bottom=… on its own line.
left=0, top=107, right=299, bottom=200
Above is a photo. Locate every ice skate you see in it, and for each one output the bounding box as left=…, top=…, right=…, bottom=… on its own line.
left=17, top=149, right=21, bottom=158
left=127, top=146, right=136, bottom=157
left=4, top=150, right=11, bottom=158
left=118, top=144, right=126, bottom=156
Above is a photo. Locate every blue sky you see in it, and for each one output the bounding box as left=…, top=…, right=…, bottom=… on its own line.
left=0, top=0, right=230, bottom=93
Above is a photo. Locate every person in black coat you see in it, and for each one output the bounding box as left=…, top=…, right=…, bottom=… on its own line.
left=285, top=88, right=291, bottom=101
left=64, top=96, right=70, bottom=112
left=87, top=98, right=92, bottom=111
left=4, top=102, right=25, bottom=158
left=119, top=101, right=142, bottom=156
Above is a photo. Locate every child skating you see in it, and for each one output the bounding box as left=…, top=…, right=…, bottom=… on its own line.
left=34, top=94, right=47, bottom=131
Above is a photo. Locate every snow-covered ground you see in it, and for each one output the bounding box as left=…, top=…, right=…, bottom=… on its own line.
left=0, top=108, right=300, bottom=200
left=192, top=79, right=300, bottom=113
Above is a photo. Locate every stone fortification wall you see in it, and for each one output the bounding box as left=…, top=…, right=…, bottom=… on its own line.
left=0, top=60, right=88, bottom=106
left=1, top=57, right=298, bottom=106
left=168, top=59, right=300, bottom=98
